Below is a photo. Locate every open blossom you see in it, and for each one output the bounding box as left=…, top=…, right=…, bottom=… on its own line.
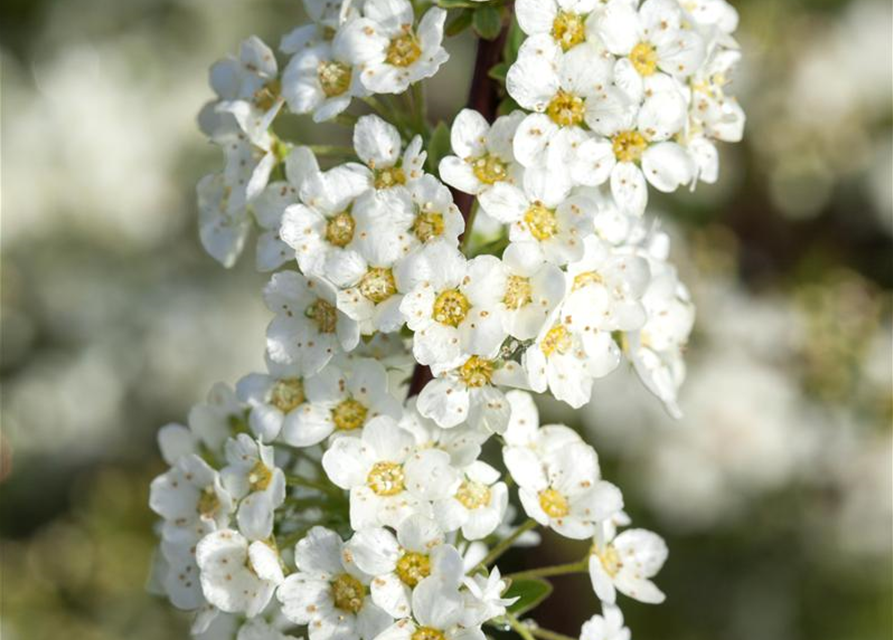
left=347, top=515, right=464, bottom=618
left=589, top=522, right=668, bottom=604
left=461, top=567, right=517, bottom=627
left=375, top=577, right=485, bottom=640
left=196, top=530, right=284, bottom=617
left=505, top=439, right=623, bottom=539
left=287, top=358, right=402, bottom=446
left=340, top=0, right=448, bottom=94
left=237, top=357, right=309, bottom=443
left=439, top=109, right=525, bottom=198
left=580, top=604, right=631, bottom=640
left=397, top=176, right=465, bottom=256
left=264, top=271, right=360, bottom=374
left=278, top=526, right=393, bottom=640
left=322, top=416, right=458, bottom=528
left=515, top=0, right=601, bottom=51
left=200, top=36, right=283, bottom=142
left=433, top=461, right=509, bottom=541
left=399, top=401, right=488, bottom=469
left=221, top=434, right=286, bottom=540
left=399, top=242, right=507, bottom=369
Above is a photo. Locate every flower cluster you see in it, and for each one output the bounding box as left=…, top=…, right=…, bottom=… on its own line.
left=152, top=1, right=744, bottom=639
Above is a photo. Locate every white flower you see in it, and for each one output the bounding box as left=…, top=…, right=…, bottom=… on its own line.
left=322, top=415, right=459, bottom=528
left=588, top=524, right=668, bottom=604
left=461, top=567, right=518, bottom=627
left=579, top=604, right=630, bottom=640
left=493, top=242, right=567, bottom=340
left=396, top=175, right=465, bottom=256
left=282, top=29, right=369, bottom=123
left=594, top=0, right=706, bottom=87
left=565, top=235, right=652, bottom=332
left=347, top=514, right=464, bottom=618
left=264, top=271, right=361, bottom=374
left=375, top=577, right=485, bottom=640
left=515, top=0, right=601, bottom=51
left=505, top=440, right=623, bottom=539
left=187, top=382, right=248, bottom=457
left=253, top=146, right=319, bottom=272
left=341, top=0, right=449, bottom=94
left=237, top=357, right=309, bottom=444
left=523, top=301, right=622, bottom=408
left=399, top=401, right=489, bottom=468
left=417, top=355, right=527, bottom=433
left=478, top=181, right=594, bottom=266
left=202, top=36, right=283, bottom=142
left=278, top=526, right=393, bottom=640
left=433, top=461, right=509, bottom=541
left=198, top=172, right=252, bottom=269
left=279, top=164, right=392, bottom=284
left=150, top=454, right=234, bottom=541
left=399, top=243, right=507, bottom=369
left=158, top=534, right=209, bottom=611
left=196, top=529, right=284, bottom=617
left=288, top=358, right=402, bottom=446
left=221, top=434, right=286, bottom=540
left=439, top=109, right=525, bottom=197
left=353, top=115, right=427, bottom=192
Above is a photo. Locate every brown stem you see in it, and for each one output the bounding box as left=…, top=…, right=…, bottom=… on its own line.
left=407, top=6, right=514, bottom=399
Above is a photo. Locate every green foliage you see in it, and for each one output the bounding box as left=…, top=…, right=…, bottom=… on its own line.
left=505, top=578, right=554, bottom=616
left=445, top=8, right=474, bottom=36
left=473, top=4, right=503, bottom=40
left=426, top=121, right=452, bottom=175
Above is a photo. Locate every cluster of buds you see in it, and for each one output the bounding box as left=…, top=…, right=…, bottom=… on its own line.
left=151, top=1, right=745, bottom=639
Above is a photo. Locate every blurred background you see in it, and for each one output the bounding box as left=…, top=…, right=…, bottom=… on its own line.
left=1, top=0, right=890, bottom=638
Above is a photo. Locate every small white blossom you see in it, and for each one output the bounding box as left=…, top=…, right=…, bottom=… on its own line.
left=399, top=401, right=489, bottom=468
left=196, top=529, right=284, bottom=617
left=221, top=434, right=286, bottom=540
left=505, top=440, right=623, bottom=539
left=589, top=523, right=668, bottom=604
left=461, top=567, right=518, bottom=627
left=579, top=604, right=631, bottom=640
left=375, top=577, right=485, bottom=640
left=341, top=0, right=449, bottom=94
left=278, top=526, right=393, bottom=640
left=347, top=514, right=464, bottom=618
left=352, top=115, right=427, bottom=192
left=433, top=461, right=509, bottom=541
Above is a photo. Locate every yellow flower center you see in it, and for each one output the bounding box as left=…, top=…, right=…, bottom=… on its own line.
left=412, top=628, right=447, bottom=640
left=552, top=10, right=586, bottom=51
left=504, top=275, right=533, bottom=310
left=432, top=289, right=471, bottom=327
left=197, top=487, right=221, bottom=518
left=629, top=41, right=658, bottom=76
left=572, top=271, right=604, bottom=291
left=386, top=30, right=421, bottom=67
left=524, top=203, right=559, bottom=241
left=541, top=324, right=572, bottom=357
left=331, top=398, right=368, bottom=431
left=306, top=299, right=338, bottom=334
left=546, top=90, right=586, bottom=127
left=412, top=211, right=445, bottom=243
left=366, top=461, right=405, bottom=496
left=459, top=356, right=494, bottom=388
left=395, top=552, right=431, bottom=587
left=538, top=488, right=570, bottom=518
left=331, top=573, right=366, bottom=613
left=254, top=78, right=281, bottom=111
left=318, top=60, right=352, bottom=97
left=455, top=479, right=492, bottom=509
left=374, top=166, right=406, bottom=190
left=359, top=267, right=397, bottom=304
left=270, top=377, right=305, bottom=413
left=325, top=210, right=356, bottom=247
left=592, top=543, right=623, bottom=578
left=612, top=130, right=648, bottom=163
left=470, top=154, right=508, bottom=185
left=248, top=460, right=273, bottom=493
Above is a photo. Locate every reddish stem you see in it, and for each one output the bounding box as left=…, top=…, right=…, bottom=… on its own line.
left=407, top=7, right=514, bottom=399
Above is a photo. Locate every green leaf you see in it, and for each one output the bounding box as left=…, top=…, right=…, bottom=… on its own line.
left=488, top=62, right=509, bottom=84
left=426, top=122, right=452, bottom=175
left=445, top=8, right=474, bottom=37
left=473, top=5, right=503, bottom=40
left=505, top=578, right=553, bottom=616
left=496, top=96, right=520, bottom=117
left=437, top=0, right=480, bottom=8
left=502, top=15, right=525, bottom=65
